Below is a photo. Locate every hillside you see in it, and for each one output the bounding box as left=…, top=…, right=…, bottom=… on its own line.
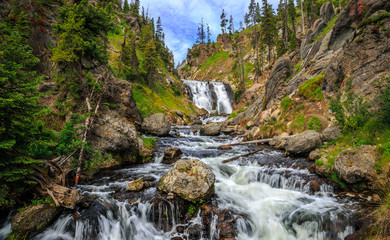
left=181, top=0, right=390, bottom=238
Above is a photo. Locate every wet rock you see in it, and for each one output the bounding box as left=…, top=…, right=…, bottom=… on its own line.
left=322, top=125, right=341, bottom=142
left=218, top=145, right=232, bottom=150
left=163, top=147, right=183, bottom=164
left=126, top=178, right=147, bottom=191
left=308, top=149, right=322, bottom=161
left=49, top=184, right=82, bottom=209
left=310, top=180, right=321, bottom=192
left=12, top=204, right=61, bottom=235
left=285, top=130, right=322, bottom=156
left=264, top=58, right=292, bottom=108
left=157, top=159, right=215, bottom=202
left=200, top=122, right=222, bottom=136
left=334, top=145, right=377, bottom=184
left=308, top=165, right=316, bottom=174
left=187, top=224, right=203, bottom=238
left=269, top=136, right=288, bottom=150
left=210, top=110, right=218, bottom=116
left=142, top=113, right=172, bottom=136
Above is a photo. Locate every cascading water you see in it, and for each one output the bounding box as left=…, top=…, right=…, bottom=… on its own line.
left=2, top=126, right=358, bottom=240
left=183, top=80, right=233, bottom=115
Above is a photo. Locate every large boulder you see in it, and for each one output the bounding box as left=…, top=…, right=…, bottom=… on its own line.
left=264, top=58, right=292, bottom=108
left=334, top=145, right=377, bottom=184
left=322, top=125, right=341, bottom=142
left=200, top=122, right=222, bottom=136
left=12, top=204, right=61, bottom=235
left=285, top=130, right=322, bottom=155
left=163, top=147, right=183, bottom=164
left=142, top=113, right=172, bottom=136
left=157, top=159, right=215, bottom=202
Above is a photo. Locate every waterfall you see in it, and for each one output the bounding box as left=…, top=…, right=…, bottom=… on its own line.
left=183, top=80, right=233, bottom=114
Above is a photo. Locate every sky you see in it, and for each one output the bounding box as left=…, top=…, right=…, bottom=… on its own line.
left=138, top=0, right=280, bottom=65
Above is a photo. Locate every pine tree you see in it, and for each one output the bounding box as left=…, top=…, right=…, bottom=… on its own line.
left=196, top=18, right=205, bottom=44
left=130, top=0, right=140, bottom=15
left=156, top=17, right=163, bottom=41
left=239, top=21, right=244, bottom=31
left=123, top=0, right=130, bottom=13
left=220, top=9, right=228, bottom=34
left=207, top=24, right=212, bottom=44
left=261, top=0, right=277, bottom=62
left=228, top=15, right=234, bottom=34
left=288, top=0, right=297, bottom=34
left=140, top=40, right=157, bottom=87
left=0, top=17, right=44, bottom=205
left=248, top=0, right=257, bottom=26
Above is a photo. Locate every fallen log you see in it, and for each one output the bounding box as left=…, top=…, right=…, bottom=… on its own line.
left=222, top=148, right=264, bottom=163
left=218, top=136, right=293, bottom=149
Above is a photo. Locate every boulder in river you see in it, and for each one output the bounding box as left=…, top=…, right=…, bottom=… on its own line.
left=285, top=130, right=322, bottom=156
left=157, top=159, right=215, bottom=202
left=334, top=145, right=377, bottom=184
left=12, top=204, right=61, bottom=236
left=126, top=178, right=149, bottom=191
left=163, top=147, right=183, bottom=164
left=200, top=122, right=222, bottom=136
left=142, top=113, right=172, bottom=136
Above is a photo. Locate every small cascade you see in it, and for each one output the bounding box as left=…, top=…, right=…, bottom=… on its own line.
left=183, top=80, right=232, bottom=115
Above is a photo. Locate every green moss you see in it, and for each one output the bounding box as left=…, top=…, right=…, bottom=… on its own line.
left=315, top=159, right=324, bottom=167
left=142, top=137, right=157, bottom=149
left=298, top=74, right=324, bottom=101
left=199, top=51, right=229, bottom=71
left=307, top=116, right=322, bottom=132
left=314, top=14, right=340, bottom=41
left=228, top=107, right=246, bottom=119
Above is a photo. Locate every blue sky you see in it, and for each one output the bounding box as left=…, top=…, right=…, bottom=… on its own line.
left=138, top=0, right=280, bottom=65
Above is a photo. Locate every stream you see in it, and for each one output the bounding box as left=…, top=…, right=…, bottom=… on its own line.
left=4, top=125, right=355, bottom=240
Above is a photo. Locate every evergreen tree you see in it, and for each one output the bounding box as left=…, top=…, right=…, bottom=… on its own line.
left=261, top=0, right=277, bottom=62
left=122, top=31, right=139, bottom=80
left=123, top=0, right=130, bottom=13
left=228, top=15, right=234, bottom=34
left=288, top=0, right=296, bottom=34
left=239, top=21, right=244, bottom=31
left=0, top=16, right=44, bottom=205
left=207, top=24, right=212, bottom=44
left=140, top=40, right=157, bottom=87
left=156, top=17, right=163, bottom=41
left=244, top=13, right=250, bottom=28
left=130, top=0, right=140, bottom=15
left=247, top=0, right=257, bottom=26
left=220, top=9, right=228, bottom=34
left=196, top=18, right=205, bottom=44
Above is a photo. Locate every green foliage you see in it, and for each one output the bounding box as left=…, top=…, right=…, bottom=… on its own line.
left=380, top=79, right=390, bottom=124
left=0, top=17, right=46, bottom=206
left=228, top=108, right=246, bottom=119
left=307, top=116, right=322, bottom=132
left=188, top=204, right=198, bottom=215
left=233, top=87, right=245, bottom=102
left=142, top=137, right=157, bottom=149
left=281, top=95, right=294, bottom=112
left=290, top=114, right=305, bottom=133
left=55, top=114, right=84, bottom=156
left=298, top=74, right=324, bottom=101
left=200, top=51, right=229, bottom=71
left=358, top=12, right=390, bottom=29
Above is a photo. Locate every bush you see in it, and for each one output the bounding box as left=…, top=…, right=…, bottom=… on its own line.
left=308, top=116, right=322, bottom=132
left=281, top=96, right=294, bottom=112
left=380, top=79, right=390, bottom=124
left=358, top=12, right=390, bottom=29
left=298, top=74, right=324, bottom=101
left=290, top=114, right=305, bottom=133
left=142, top=137, right=157, bottom=149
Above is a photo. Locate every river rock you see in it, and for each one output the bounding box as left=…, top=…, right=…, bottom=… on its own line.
left=210, top=110, right=218, bottom=116
left=308, top=149, right=322, bottom=161
left=310, top=180, right=321, bottom=192
left=12, top=204, right=61, bottom=235
left=285, top=130, right=322, bottom=156
left=200, top=122, right=222, bottom=136
left=163, top=147, right=183, bottom=164
left=142, top=113, right=172, bottom=136
left=269, top=136, right=288, bottom=150
left=334, top=145, right=377, bottom=184
left=126, top=178, right=148, bottom=191
left=322, top=125, right=341, bottom=142
left=157, top=159, right=215, bottom=202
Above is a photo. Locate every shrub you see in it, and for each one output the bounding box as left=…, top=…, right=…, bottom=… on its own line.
left=358, top=12, right=390, bottom=29
left=281, top=96, right=294, bottom=112
left=308, top=117, right=322, bottom=132
left=298, top=74, right=324, bottom=101
left=290, top=114, right=305, bottom=133
left=142, top=137, right=157, bottom=149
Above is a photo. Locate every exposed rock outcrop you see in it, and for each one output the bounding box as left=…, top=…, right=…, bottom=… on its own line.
left=142, top=113, right=172, bottom=136
left=285, top=130, right=322, bottom=156
left=264, top=58, right=292, bottom=108
left=157, top=159, right=215, bottom=202
left=334, top=145, right=378, bottom=184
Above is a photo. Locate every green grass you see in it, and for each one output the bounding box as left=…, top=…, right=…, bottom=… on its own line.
left=308, top=116, right=322, bottom=132
left=314, top=14, right=340, bottom=42
left=281, top=95, right=294, bottom=112
left=228, top=108, right=246, bottom=119
left=132, top=82, right=196, bottom=119
left=199, top=51, right=230, bottom=71
left=298, top=74, right=324, bottom=101
left=244, top=62, right=254, bottom=88
left=290, top=114, right=306, bottom=133
left=142, top=137, right=157, bottom=149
